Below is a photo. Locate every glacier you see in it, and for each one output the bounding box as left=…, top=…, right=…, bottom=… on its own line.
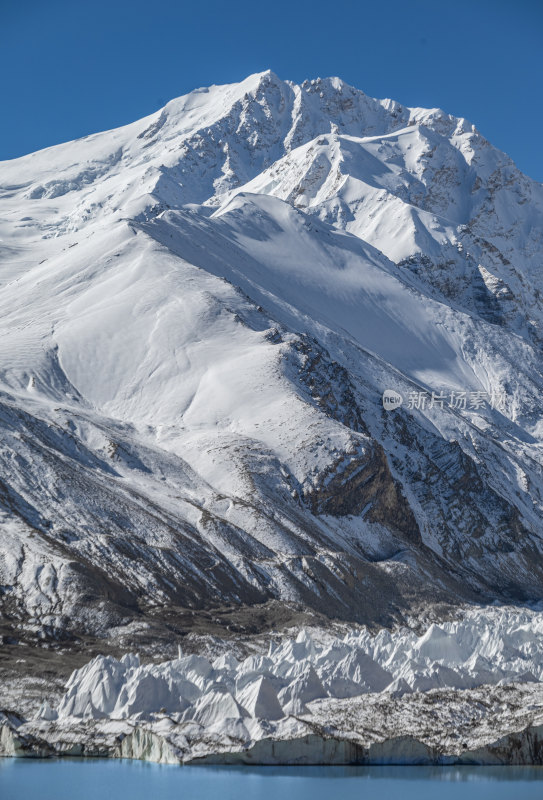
left=44, top=607, right=543, bottom=725
left=5, top=609, right=543, bottom=764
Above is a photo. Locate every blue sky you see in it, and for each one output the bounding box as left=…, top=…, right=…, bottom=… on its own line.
left=2, top=0, right=542, bottom=180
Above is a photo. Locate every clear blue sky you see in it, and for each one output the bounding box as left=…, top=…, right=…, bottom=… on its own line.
left=2, top=0, right=542, bottom=180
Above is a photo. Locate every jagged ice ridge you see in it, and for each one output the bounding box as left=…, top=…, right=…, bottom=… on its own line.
left=42, top=607, right=543, bottom=727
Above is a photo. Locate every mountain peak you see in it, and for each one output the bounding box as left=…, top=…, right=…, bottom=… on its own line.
left=239, top=68, right=284, bottom=92
left=1, top=70, right=543, bottom=657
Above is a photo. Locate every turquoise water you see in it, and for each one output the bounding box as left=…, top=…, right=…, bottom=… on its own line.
left=1, top=759, right=543, bottom=800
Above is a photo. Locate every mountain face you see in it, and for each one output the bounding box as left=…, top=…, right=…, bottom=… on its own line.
left=1, top=70, right=543, bottom=647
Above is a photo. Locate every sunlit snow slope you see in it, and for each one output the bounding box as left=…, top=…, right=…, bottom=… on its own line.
left=1, top=71, right=543, bottom=643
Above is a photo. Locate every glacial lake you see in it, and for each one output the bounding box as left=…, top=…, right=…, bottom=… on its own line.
left=1, top=760, right=543, bottom=800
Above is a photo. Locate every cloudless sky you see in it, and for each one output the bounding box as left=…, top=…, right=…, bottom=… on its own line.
left=1, top=0, right=542, bottom=180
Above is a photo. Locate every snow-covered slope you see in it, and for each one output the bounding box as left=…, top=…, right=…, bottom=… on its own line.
left=1, top=71, right=543, bottom=646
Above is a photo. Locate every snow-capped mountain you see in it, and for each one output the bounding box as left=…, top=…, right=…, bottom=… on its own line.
left=1, top=70, right=543, bottom=647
